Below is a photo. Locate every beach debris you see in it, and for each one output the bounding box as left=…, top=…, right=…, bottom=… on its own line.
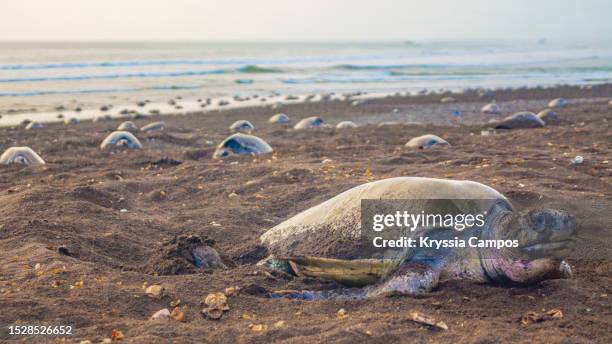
left=492, top=111, right=545, bottom=129
left=145, top=284, right=164, bottom=299
left=230, top=120, right=255, bottom=133
left=224, top=286, right=241, bottom=297
left=111, top=329, right=124, bottom=341
left=140, top=121, right=165, bottom=132
left=249, top=323, right=268, bottom=332
left=572, top=155, right=584, bottom=165
left=548, top=97, right=568, bottom=108
left=202, top=292, right=230, bottom=320
left=407, top=311, right=448, bottom=330
left=336, top=308, right=349, bottom=320
left=171, top=307, right=185, bottom=322
left=336, top=121, right=358, bottom=129
left=268, top=113, right=290, bottom=124
left=213, top=133, right=273, bottom=159
left=520, top=309, right=564, bottom=325
left=405, top=134, right=450, bottom=149
left=0, top=147, right=45, bottom=165
left=100, top=131, right=142, bottom=149
left=537, top=109, right=558, bottom=124
left=150, top=308, right=171, bottom=320
left=294, top=116, right=324, bottom=129
left=481, top=103, right=501, bottom=115
left=117, top=121, right=138, bottom=131
left=25, top=121, right=43, bottom=130
left=274, top=320, right=287, bottom=328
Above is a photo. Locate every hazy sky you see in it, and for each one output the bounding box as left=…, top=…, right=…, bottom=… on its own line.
left=1, top=0, right=610, bottom=42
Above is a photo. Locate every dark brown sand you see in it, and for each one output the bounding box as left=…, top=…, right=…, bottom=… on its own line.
left=0, top=85, right=611, bottom=343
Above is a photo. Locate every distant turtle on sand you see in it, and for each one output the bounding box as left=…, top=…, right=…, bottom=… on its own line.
left=64, top=118, right=79, bottom=125
left=25, top=121, right=43, bottom=130
left=0, top=147, right=45, bottom=165
left=268, top=113, right=290, bottom=124
left=213, top=133, right=273, bottom=159
left=230, top=120, right=255, bottom=133
left=294, top=116, right=324, bottom=129
left=141, top=121, right=165, bottom=132
left=440, top=96, right=456, bottom=103
left=251, top=177, right=576, bottom=300
left=548, top=98, right=568, bottom=108
left=537, top=109, right=558, bottom=124
left=405, top=134, right=450, bottom=149
left=100, top=131, right=143, bottom=149
left=377, top=121, right=400, bottom=127
left=117, top=121, right=139, bottom=131
left=493, top=112, right=545, bottom=129
left=608, top=100, right=612, bottom=108
left=481, top=103, right=501, bottom=115
left=336, top=121, right=358, bottom=129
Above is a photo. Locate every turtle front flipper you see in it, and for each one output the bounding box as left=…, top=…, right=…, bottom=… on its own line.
left=366, top=262, right=440, bottom=297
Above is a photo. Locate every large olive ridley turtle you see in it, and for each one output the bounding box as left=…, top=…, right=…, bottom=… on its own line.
left=405, top=134, right=449, bottom=149
left=213, top=133, right=273, bottom=158
left=100, top=131, right=143, bottom=149
left=0, top=147, right=45, bottom=165
left=493, top=112, right=545, bottom=129
left=230, top=120, right=255, bottom=133
left=254, top=177, right=575, bottom=300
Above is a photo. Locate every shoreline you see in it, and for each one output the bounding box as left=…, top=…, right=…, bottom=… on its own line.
left=1, top=83, right=611, bottom=127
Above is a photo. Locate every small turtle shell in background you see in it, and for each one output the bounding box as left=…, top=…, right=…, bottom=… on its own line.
left=0, top=147, right=45, bottom=165
left=405, top=134, right=450, bottom=149
left=100, top=131, right=143, bottom=149
left=294, top=116, right=324, bottom=129
left=213, top=133, right=272, bottom=159
left=230, top=120, right=255, bottom=133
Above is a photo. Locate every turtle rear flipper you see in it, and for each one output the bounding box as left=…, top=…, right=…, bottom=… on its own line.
left=271, top=261, right=441, bottom=300
left=288, top=256, right=398, bottom=287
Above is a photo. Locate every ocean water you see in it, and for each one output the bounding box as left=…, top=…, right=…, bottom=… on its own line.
left=1, top=41, right=611, bottom=99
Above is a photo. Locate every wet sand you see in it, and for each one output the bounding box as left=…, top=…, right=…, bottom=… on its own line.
left=0, top=85, right=610, bottom=343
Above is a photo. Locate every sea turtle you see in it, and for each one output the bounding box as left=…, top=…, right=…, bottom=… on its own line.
left=0, top=147, right=45, bottom=165
left=441, top=96, right=456, bottom=103
left=294, top=116, right=324, bottom=129
left=548, top=98, right=567, bottom=108
left=268, top=113, right=290, bottom=124
left=64, top=118, right=79, bottom=125
left=405, top=134, right=450, bottom=149
left=100, top=131, right=143, bottom=149
left=213, top=133, right=273, bottom=159
left=336, top=121, right=358, bottom=129
left=256, top=177, right=576, bottom=300
left=493, top=112, right=545, bottom=129
left=25, top=121, right=44, bottom=130
left=141, top=121, right=165, bottom=132
left=481, top=103, right=501, bottom=115
left=537, top=109, right=558, bottom=124
left=230, top=120, right=255, bottom=133
left=117, top=121, right=139, bottom=131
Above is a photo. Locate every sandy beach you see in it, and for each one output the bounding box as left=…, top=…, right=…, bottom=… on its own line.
left=0, top=84, right=610, bottom=343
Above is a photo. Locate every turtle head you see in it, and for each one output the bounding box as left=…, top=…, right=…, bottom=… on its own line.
left=511, top=208, right=576, bottom=260
left=482, top=207, right=576, bottom=285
